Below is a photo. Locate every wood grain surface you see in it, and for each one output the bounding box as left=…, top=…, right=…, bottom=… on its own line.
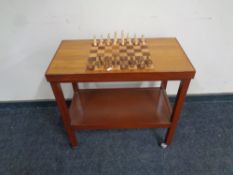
left=69, top=88, right=172, bottom=129
left=46, top=38, right=195, bottom=82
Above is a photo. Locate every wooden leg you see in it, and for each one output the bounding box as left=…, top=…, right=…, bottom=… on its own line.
left=161, top=81, right=168, bottom=90
left=165, top=79, right=191, bottom=145
left=72, top=82, right=79, bottom=92
left=50, top=82, right=78, bottom=148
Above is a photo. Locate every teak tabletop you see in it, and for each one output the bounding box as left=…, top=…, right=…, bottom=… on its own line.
left=46, top=38, right=195, bottom=82
left=45, top=37, right=196, bottom=149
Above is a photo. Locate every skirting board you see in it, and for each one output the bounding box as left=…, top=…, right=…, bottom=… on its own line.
left=0, top=94, right=233, bottom=108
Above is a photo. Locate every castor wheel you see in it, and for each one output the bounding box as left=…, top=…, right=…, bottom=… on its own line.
left=160, top=143, right=168, bottom=149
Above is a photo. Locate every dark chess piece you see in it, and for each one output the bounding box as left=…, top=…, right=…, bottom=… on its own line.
left=87, top=60, right=95, bottom=70
left=113, top=56, right=120, bottom=66
left=120, top=56, right=128, bottom=61
left=95, top=56, right=103, bottom=68
left=87, top=57, right=96, bottom=70
left=87, top=62, right=95, bottom=70
left=88, top=57, right=96, bottom=62
left=120, top=60, right=128, bottom=70
left=129, top=57, right=136, bottom=67
left=104, top=56, right=113, bottom=70
left=98, top=56, right=104, bottom=66
left=145, top=56, right=152, bottom=66
left=138, top=61, right=145, bottom=69
left=135, top=56, right=143, bottom=64
left=95, top=61, right=101, bottom=68
left=104, top=56, right=111, bottom=62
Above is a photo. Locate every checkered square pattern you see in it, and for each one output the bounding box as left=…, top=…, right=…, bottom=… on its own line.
left=87, top=41, right=153, bottom=71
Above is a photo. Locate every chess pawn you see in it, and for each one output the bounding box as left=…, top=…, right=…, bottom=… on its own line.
left=95, top=60, right=101, bottom=69
left=134, top=34, right=138, bottom=45
left=138, top=61, right=145, bottom=69
left=112, top=56, right=117, bottom=66
left=104, top=56, right=113, bottom=71
left=145, top=56, right=153, bottom=69
left=135, top=56, right=142, bottom=64
left=88, top=57, right=96, bottom=63
left=99, top=56, right=104, bottom=65
left=96, top=56, right=103, bottom=67
left=129, top=57, right=136, bottom=67
left=120, top=56, right=128, bottom=61
left=120, top=61, right=128, bottom=70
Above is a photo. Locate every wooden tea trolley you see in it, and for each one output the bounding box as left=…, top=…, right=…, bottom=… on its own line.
left=45, top=37, right=195, bottom=149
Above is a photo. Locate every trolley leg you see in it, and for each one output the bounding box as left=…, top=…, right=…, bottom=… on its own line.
left=72, top=82, right=79, bottom=92
left=161, top=79, right=191, bottom=148
left=50, top=82, right=78, bottom=148
left=161, top=81, right=168, bottom=90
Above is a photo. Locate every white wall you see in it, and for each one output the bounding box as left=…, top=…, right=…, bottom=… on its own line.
left=0, top=0, right=233, bottom=101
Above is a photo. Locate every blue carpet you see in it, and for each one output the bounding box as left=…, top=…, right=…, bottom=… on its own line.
left=0, top=99, right=233, bottom=175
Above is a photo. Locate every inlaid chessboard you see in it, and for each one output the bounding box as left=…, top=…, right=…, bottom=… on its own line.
left=86, top=34, right=154, bottom=71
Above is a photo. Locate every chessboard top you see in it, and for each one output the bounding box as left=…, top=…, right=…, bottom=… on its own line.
left=46, top=38, right=196, bottom=81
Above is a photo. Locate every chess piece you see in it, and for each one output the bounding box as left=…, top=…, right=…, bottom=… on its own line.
left=93, top=35, right=97, bottom=46
left=87, top=62, right=95, bottom=70
left=121, top=31, right=125, bottom=46
left=99, top=35, right=103, bottom=46
left=99, top=56, right=104, bottom=65
left=127, top=33, right=132, bottom=46
left=120, top=61, right=128, bottom=70
left=120, top=56, right=128, bottom=61
left=126, top=33, right=129, bottom=40
left=112, top=56, right=117, bottom=66
left=135, top=56, right=142, bottom=63
left=95, top=61, right=101, bottom=68
left=134, top=34, right=138, bottom=45
left=104, top=56, right=112, bottom=71
left=107, top=33, right=111, bottom=46
left=129, top=57, right=136, bottom=67
left=113, top=32, right=118, bottom=46
left=138, top=61, right=145, bottom=69
left=141, top=34, right=146, bottom=46
left=145, top=56, right=153, bottom=68
left=88, top=57, right=96, bottom=62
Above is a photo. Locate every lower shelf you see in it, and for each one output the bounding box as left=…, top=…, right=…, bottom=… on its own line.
left=69, top=87, right=172, bottom=129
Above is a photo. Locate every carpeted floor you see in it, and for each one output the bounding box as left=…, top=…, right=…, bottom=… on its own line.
left=0, top=98, right=232, bottom=175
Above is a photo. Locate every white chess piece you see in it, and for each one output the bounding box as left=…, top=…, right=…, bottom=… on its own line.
left=121, top=31, right=125, bottom=46
left=127, top=33, right=132, bottom=45
left=99, top=35, right=103, bottom=46
left=113, top=32, right=118, bottom=46
left=107, top=33, right=111, bottom=46
left=141, top=34, right=146, bottom=45
left=93, top=35, right=97, bottom=46
left=134, top=34, right=138, bottom=45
